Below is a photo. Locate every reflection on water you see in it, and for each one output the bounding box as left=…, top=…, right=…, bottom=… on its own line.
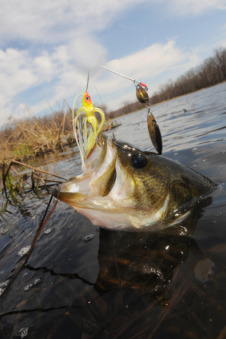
left=1, top=83, right=226, bottom=338
left=95, top=196, right=212, bottom=296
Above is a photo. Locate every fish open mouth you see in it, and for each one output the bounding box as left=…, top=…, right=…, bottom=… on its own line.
left=57, top=136, right=173, bottom=230
left=57, top=136, right=138, bottom=227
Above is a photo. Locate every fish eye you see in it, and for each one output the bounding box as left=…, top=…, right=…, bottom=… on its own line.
left=131, top=153, right=147, bottom=169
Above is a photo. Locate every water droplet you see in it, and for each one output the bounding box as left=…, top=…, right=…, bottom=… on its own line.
left=34, top=278, right=42, bottom=285
left=24, top=278, right=42, bottom=292
left=19, top=327, right=29, bottom=338
left=0, top=280, right=9, bottom=296
left=24, top=283, right=33, bottom=292
left=179, top=226, right=188, bottom=235
left=18, top=246, right=31, bottom=257
left=194, top=258, right=215, bottom=283
left=43, top=227, right=52, bottom=235
left=0, top=227, right=9, bottom=235
left=82, top=234, right=95, bottom=242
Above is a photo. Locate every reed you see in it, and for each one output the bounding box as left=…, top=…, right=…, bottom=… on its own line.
left=0, top=107, right=73, bottom=163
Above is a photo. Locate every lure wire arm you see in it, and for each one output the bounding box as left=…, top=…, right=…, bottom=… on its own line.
left=99, top=64, right=146, bottom=88
left=100, top=64, right=149, bottom=95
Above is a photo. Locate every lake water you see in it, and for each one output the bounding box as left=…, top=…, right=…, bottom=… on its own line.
left=0, top=82, right=226, bottom=338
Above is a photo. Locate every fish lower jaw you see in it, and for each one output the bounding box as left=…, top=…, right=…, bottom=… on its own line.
left=74, top=207, right=166, bottom=230
left=74, top=195, right=170, bottom=230
left=75, top=207, right=133, bottom=230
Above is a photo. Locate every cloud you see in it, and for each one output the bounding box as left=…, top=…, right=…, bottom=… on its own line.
left=107, top=41, right=186, bottom=80
left=0, top=0, right=147, bottom=45
left=0, top=36, right=107, bottom=125
left=165, top=0, right=226, bottom=15
left=0, top=48, right=38, bottom=124
left=1, top=0, right=225, bottom=46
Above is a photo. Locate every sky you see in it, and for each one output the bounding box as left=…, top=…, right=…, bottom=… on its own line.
left=0, top=0, right=226, bottom=127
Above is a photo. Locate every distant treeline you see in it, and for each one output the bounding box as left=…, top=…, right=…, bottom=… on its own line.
left=107, top=101, right=144, bottom=119
left=108, top=47, right=226, bottom=118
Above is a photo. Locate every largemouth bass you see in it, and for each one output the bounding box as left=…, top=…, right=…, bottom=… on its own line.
left=57, top=133, right=215, bottom=230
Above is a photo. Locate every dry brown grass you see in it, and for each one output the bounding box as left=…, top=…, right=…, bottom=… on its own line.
left=0, top=108, right=75, bottom=164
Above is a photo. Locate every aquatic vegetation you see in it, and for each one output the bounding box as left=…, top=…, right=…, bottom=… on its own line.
left=0, top=160, right=66, bottom=220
